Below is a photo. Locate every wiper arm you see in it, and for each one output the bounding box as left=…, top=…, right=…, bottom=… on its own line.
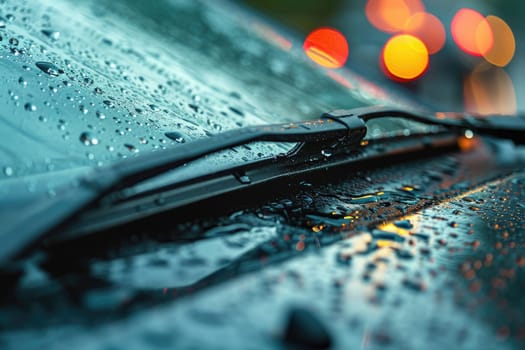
left=1, top=106, right=524, bottom=265
left=326, top=106, right=525, bottom=145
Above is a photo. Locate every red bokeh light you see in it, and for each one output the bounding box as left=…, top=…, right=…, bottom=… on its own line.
left=303, top=27, right=349, bottom=68
left=451, top=8, right=494, bottom=56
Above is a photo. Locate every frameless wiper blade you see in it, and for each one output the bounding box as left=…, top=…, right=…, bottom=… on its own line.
left=0, top=114, right=366, bottom=265
left=1, top=106, right=524, bottom=265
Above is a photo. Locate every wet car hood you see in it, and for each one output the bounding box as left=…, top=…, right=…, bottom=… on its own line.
left=1, top=0, right=525, bottom=349
left=0, top=0, right=421, bottom=181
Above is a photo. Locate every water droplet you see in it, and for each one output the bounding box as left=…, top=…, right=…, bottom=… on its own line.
left=9, top=37, right=18, bottom=46
left=349, top=193, right=380, bottom=204
left=321, top=149, right=333, bottom=157
left=96, top=111, right=106, bottom=119
left=402, top=278, right=427, bottom=292
left=103, top=100, right=115, bottom=108
left=236, top=174, right=251, bottom=184
left=24, top=103, right=37, bottom=112
left=83, top=77, right=94, bottom=85
left=35, top=61, right=63, bottom=76
left=79, top=105, right=88, bottom=114
left=400, top=185, right=417, bottom=192
left=124, top=144, right=138, bottom=153
left=18, top=77, right=27, bottom=87
left=372, top=230, right=406, bottom=242
left=79, top=132, right=99, bottom=146
left=229, top=106, right=244, bottom=116
left=395, top=249, right=414, bottom=260
left=394, top=220, right=413, bottom=230
left=312, top=224, right=325, bottom=232
left=41, top=29, right=60, bottom=40
left=3, top=166, right=14, bottom=177
left=164, top=131, right=187, bottom=143
left=336, top=252, right=352, bottom=265
left=188, top=104, right=199, bottom=113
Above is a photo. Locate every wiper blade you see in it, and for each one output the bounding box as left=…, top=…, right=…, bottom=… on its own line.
left=0, top=112, right=365, bottom=265
left=1, top=106, right=524, bottom=265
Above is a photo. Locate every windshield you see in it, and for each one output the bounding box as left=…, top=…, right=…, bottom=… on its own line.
left=0, top=0, right=426, bottom=180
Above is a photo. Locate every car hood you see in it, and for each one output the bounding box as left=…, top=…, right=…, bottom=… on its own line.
left=1, top=133, right=525, bottom=350
left=0, top=0, right=423, bottom=182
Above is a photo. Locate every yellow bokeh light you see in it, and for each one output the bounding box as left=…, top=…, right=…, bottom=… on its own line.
left=382, top=34, right=429, bottom=81
left=483, top=16, right=515, bottom=67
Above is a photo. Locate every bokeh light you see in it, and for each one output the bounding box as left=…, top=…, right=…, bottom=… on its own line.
left=483, top=16, right=515, bottom=67
left=451, top=8, right=494, bottom=56
left=365, top=0, right=425, bottom=33
left=381, top=34, right=429, bottom=82
left=303, top=27, right=349, bottom=68
left=464, top=64, right=516, bottom=115
left=402, top=12, right=446, bottom=54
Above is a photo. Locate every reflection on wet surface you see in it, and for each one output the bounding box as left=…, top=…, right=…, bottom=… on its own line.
left=1, top=137, right=524, bottom=349
left=464, top=63, right=517, bottom=115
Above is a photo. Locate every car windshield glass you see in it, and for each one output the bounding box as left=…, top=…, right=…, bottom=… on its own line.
left=0, top=0, right=430, bottom=181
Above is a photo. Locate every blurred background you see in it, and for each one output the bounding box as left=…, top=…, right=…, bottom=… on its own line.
left=238, top=0, right=525, bottom=114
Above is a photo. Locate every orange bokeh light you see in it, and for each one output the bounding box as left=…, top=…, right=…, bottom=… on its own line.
left=381, top=34, right=429, bottom=82
left=403, top=12, right=446, bottom=54
left=464, top=64, right=516, bottom=115
left=451, top=8, right=494, bottom=56
left=303, top=27, right=349, bottom=68
left=483, top=16, right=515, bottom=67
left=365, top=0, right=425, bottom=33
